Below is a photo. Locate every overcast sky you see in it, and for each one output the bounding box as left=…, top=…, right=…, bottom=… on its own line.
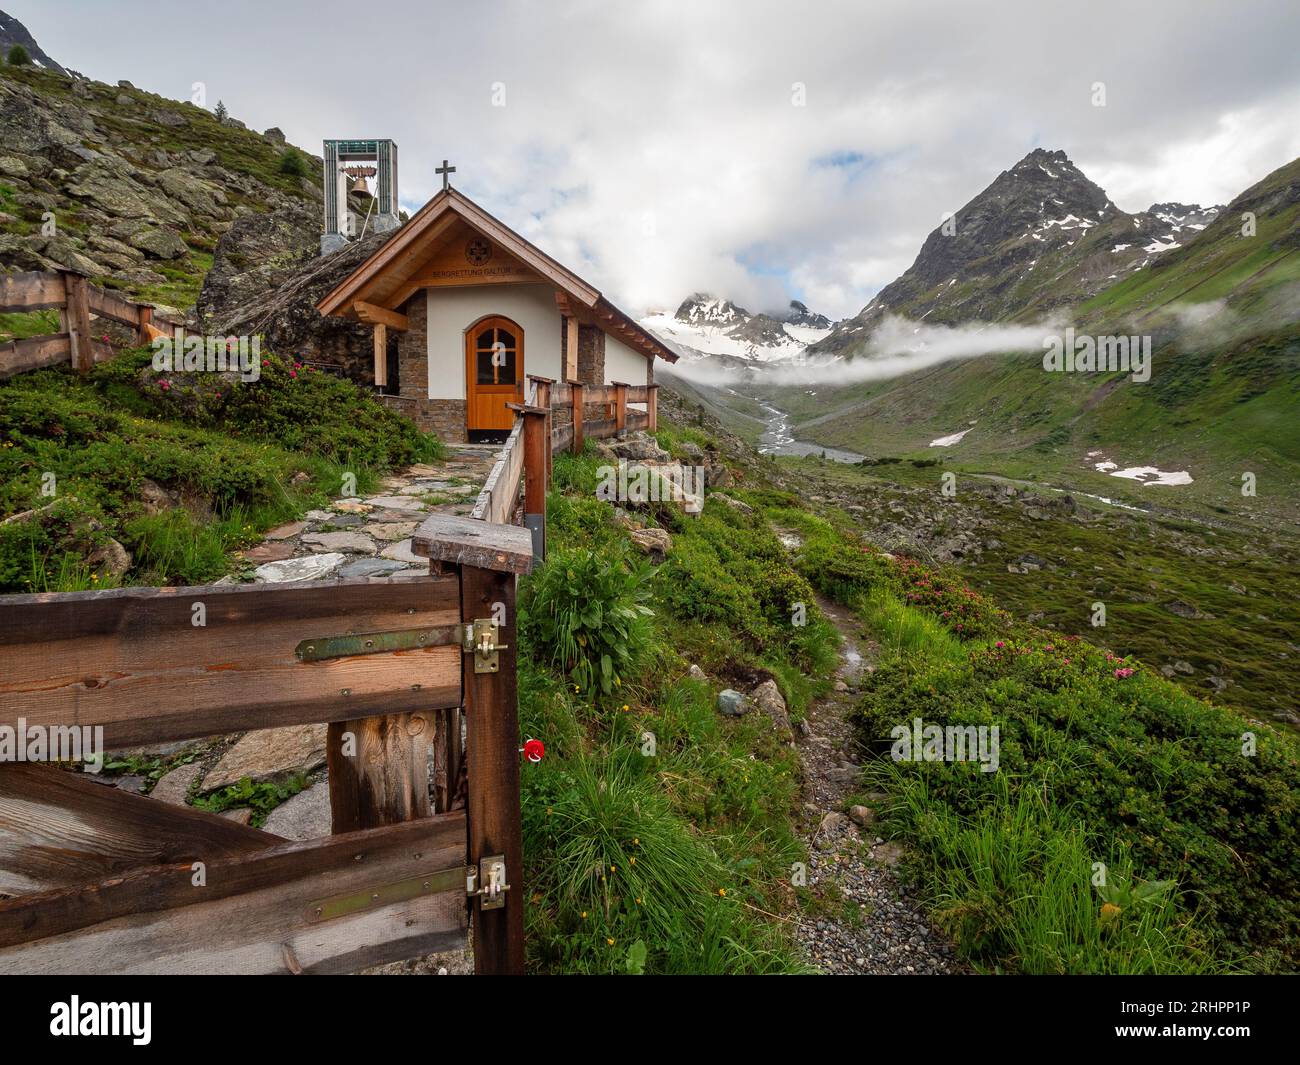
left=14, top=0, right=1300, bottom=319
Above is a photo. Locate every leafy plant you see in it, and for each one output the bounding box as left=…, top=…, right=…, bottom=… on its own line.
left=523, top=548, right=655, bottom=697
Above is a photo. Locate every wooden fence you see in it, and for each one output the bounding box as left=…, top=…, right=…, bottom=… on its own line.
left=0, top=269, right=179, bottom=380
left=468, top=373, right=658, bottom=558
left=0, top=365, right=657, bottom=976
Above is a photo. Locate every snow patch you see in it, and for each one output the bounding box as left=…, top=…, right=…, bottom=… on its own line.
left=929, top=428, right=972, bottom=447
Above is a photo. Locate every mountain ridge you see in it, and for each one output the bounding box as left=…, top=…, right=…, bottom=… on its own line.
left=811, top=148, right=1223, bottom=357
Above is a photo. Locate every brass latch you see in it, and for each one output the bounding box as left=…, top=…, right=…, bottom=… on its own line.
left=462, top=618, right=507, bottom=674
left=465, top=855, right=510, bottom=910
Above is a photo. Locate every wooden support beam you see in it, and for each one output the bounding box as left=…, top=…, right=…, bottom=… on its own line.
left=0, top=577, right=462, bottom=748
left=354, top=301, right=409, bottom=331
left=410, top=512, right=535, bottom=576
left=527, top=378, right=555, bottom=484
left=0, top=765, right=280, bottom=897
left=372, top=322, right=388, bottom=389
left=0, top=270, right=66, bottom=313
left=62, top=272, right=93, bottom=374
left=0, top=333, right=72, bottom=380
left=647, top=382, right=659, bottom=431
left=0, top=813, right=468, bottom=973
left=570, top=379, right=585, bottom=454
left=565, top=314, right=579, bottom=380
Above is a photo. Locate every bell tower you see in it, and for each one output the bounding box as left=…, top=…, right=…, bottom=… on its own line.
left=321, top=139, right=400, bottom=255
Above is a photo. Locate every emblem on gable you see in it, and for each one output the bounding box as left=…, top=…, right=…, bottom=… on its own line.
left=465, top=239, right=493, bottom=266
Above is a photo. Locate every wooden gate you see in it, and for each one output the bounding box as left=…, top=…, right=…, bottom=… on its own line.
left=0, top=516, right=531, bottom=975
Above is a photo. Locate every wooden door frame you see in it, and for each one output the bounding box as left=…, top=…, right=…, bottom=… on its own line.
left=464, top=315, right=525, bottom=442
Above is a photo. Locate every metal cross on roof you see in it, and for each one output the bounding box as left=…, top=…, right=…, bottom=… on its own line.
left=436, top=159, right=456, bottom=190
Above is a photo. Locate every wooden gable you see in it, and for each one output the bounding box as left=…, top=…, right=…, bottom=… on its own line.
left=316, top=187, right=677, bottom=364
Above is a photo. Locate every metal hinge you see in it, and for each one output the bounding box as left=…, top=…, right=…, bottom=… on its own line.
left=294, top=619, right=507, bottom=674
left=465, top=855, right=510, bottom=910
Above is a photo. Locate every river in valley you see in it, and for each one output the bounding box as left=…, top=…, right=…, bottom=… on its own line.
left=756, top=402, right=865, bottom=463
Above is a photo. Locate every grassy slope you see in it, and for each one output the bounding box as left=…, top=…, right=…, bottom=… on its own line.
left=511, top=395, right=1296, bottom=973
left=0, top=62, right=318, bottom=311
left=752, top=481, right=1298, bottom=973
left=775, top=453, right=1300, bottom=725
left=0, top=348, right=441, bottom=591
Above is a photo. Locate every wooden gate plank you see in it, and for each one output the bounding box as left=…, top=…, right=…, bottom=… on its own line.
left=0, top=812, right=468, bottom=973
left=0, top=576, right=463, bottom=747
left=0, top=764, right=281, bottom=897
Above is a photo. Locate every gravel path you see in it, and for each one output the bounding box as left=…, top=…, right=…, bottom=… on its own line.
left=790, top=594, right=962, bottom=975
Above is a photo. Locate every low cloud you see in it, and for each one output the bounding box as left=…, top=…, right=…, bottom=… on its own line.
left=666, top=314, right=1059, bottom=388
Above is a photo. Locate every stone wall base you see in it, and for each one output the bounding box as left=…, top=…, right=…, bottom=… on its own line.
left=379, top=395, right=467, bottom=443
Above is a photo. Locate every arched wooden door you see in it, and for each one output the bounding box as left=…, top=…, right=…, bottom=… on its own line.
left=465, top=316, right=524, bottom=439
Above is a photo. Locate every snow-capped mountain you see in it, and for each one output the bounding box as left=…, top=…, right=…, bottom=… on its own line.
left=641, top=293, right=833, bottom=364
left=811, top=148, right=1223, bottom=357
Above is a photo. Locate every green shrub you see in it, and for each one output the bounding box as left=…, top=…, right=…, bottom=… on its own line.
left=6, top=45, right=31, bottom=66
left=278, top=149, right=308, bottom=176
left=522, top=547, right=655, bottom=697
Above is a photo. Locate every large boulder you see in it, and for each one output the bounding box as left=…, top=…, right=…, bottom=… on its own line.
left=607, top=432, right=671, bottom=463
left=751, top=678, right=793, bottom=741
left=198, top=204, right=392, bottom=376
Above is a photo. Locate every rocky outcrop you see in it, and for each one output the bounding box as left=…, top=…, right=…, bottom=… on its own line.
left=0, top=59, right=322, bottom=313
left=201, top=224, right=395, bottom=375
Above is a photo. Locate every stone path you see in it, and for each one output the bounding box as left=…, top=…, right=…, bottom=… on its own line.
left=234, top=444, right=501, bottom=584
left=789, top=592, right=962, bottom=975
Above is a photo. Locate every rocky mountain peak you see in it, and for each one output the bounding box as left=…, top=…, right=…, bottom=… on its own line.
left=674, top=292, right=749, bottom=327
left=784, top=299, right=831, bottom=329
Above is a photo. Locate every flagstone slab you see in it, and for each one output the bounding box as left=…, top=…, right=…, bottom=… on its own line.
left=361, top=521, right=418, bottom=542
left=302, top=531, right=377, bottom=555
left=366, top=495, right=430, bottom=511
left=261, top=781, right=331, bottom=841
left=367, top=507, right=427, bottom=521
left=150, top=761, right=203, bottom=805
left=339, top=557, right=410, bottom=579
left=253, top=552, right=346, bottom=583
left=379, top=538, right=422, bottom=564
left=242, top=541, right=296, bottom=563
left=265, top=521, right=307, bottom=540
left=202, top=723, right=328, bottom=792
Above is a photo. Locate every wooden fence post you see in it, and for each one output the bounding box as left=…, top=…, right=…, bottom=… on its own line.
left=412, top=515, right=535, bottom=976
left=613, top=382, right=628, bottom=437
left=136, top=305, right=153, bottom=347
left=569, top=380, right=584, bottom=454
left=510, top=404, right=549, bottom=561
left=647, top=383, right=659, bottom=432
left=529, top=376, right=555, bottom=484
left=461, top=560, right=525, bottom=975
left=62, top=273, right=93, bottom=374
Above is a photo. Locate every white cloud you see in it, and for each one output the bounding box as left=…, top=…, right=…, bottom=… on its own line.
left=13, top=0, right=1300, bottom=319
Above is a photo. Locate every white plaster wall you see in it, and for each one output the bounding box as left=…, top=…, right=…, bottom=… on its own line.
left=604, top=335, right=651, bottom=387
left=424, top=283, right=562, bottom=400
